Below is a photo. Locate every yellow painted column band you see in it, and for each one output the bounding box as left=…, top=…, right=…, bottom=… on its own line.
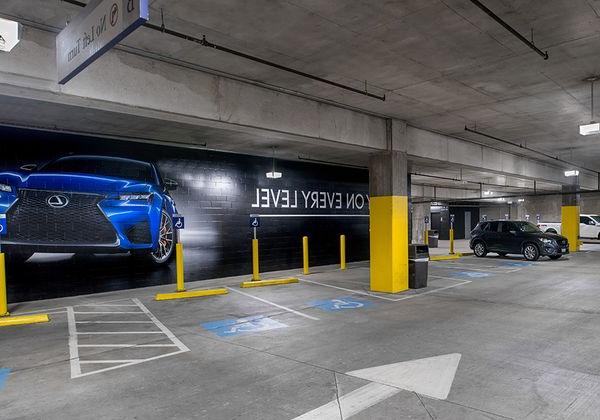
left=561, top=205, right=580, bottom=252
left=449, top=228, right=455, bottom=254
left=369, top=196, right=409, bottom=293
left=252, top=239, right=260, bottom=281
left=176, top=243, right=185, bottom=292
left=0, top=253, right=8, bottom=316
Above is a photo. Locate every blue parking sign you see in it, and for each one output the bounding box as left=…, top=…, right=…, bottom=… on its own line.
left=172, top=215, right=184, bottom=230
left=0, top=215, right=6, bottom=236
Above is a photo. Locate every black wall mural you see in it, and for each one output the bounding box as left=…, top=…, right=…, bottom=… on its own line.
left=0, top=127, right=369, bottom=302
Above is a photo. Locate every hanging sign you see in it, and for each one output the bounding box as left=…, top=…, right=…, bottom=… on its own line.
left=57, top=0, right=149, bottom=84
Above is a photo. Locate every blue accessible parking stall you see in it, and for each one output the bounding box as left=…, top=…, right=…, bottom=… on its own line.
left=201, top=315, right=288, bottom=337
left=310, top=296, right=374, bottom=312
left=452, top=271, right=492, bottom=279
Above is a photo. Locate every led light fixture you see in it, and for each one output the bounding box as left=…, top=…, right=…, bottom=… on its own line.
left=564, top=170, right=579, bottom=177
left=580, top=76, right=600, bottom=135
left=266, top=171, right=282, bottom=179
left=0, top=17, right=21, bottom=52
left=482, top=190, right=493, bottom=196
left=266, top=146, right=282, bottom=179
left=579, top=122, right=600, bottom=136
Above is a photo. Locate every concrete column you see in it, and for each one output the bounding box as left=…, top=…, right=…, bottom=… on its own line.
left=411, top=202, right=431, bottom=244
left=369, top=149, right=409, bottom=293
left=561, top=179, right=580, bottom=252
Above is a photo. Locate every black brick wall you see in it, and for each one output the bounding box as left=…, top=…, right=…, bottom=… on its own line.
left=1, top=127, right=369, bottom=280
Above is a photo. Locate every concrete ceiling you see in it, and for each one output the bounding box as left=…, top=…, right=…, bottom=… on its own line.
left=2, top=0, right=595, bottom=196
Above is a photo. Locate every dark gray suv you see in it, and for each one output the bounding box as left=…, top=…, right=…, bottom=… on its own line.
left=470, top=220, right=569, bottom=261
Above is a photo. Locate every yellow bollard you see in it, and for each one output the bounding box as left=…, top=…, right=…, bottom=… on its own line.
left=449, top=228, right=455, bottom=255
left=252, top=238, right=260, bottom=281
left=0, top=253, right=7, bottom=317
left=176, top=243, right=185, bottom=292
left=0, top=252, right=50, bottom=326
left=303, top=236, right=309, bottom=275
left=424, top=229, right=429, bottom=246
left=340, top=235, right=346, bottom=270
left=155, top=242, right=228, bottom=300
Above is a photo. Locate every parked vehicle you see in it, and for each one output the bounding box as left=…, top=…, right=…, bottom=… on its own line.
left=538, top=214, right=600, bottom=239
left=470, top=220, right=569, bottom=261
left=0, top=155, right=180, bottom=265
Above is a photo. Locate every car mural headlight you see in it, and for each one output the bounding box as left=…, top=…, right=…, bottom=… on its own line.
left=0, top=183, right=12, bottom=193
left=540, top=238, right=555, bottom=245
left=118, top=193, right=152, bottom=201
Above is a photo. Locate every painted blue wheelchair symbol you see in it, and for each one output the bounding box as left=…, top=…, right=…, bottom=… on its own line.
left=453, top=271, right=491, bottom=278
left=201, top=315, right=287, bottom=337
left=172, top=215, right=184, bottom=230
left=310, top=296, right=373, bottom=312
left=503, top=262, right=532, bottom=267
left=0, top=216, right=6, bottom=236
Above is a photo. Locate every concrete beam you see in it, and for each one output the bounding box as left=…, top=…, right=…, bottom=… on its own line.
left=0, top=25, right=594, bottom=189
left=405, top=127, right=598, bottom=190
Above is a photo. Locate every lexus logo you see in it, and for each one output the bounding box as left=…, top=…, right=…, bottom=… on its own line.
left=47, top=194, right=69, bottom=209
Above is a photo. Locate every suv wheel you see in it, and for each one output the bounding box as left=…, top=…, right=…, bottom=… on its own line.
left=523, top=243, right=540, bottom=261
left=132, top=210, right=176, bottom=266
left=473, top=242, right=487, bottom=257
left=150, top=209, right=176, bottom=264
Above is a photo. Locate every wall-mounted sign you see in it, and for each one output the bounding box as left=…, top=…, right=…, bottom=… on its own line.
left=424, top=216, right=430, bottom=224
left=525, top=214, right=530, bottom=221
left=173, top=215, right=184, bottom=230
left=249, top=216, right=260, bottom=228
left=450, top=214, right=455, bottom=226
left=57, top=0, right=149, bottom=84
left=0, top=214, right=6, bottom=235
left=504, top=214, right=509, bottom=220
left=482, top=215, right=487, bottom=221
left=536, top=214, right=541, bottom=223
left=0, top=17, right=21, bottom=52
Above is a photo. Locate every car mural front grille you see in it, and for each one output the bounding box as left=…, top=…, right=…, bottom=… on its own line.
left=126, top=221, right=151, bottom=244
left=5, top=189, right=117, bottom=245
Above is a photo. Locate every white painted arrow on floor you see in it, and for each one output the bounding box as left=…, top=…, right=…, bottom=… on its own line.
left=293, top=353, right=461, bottom=420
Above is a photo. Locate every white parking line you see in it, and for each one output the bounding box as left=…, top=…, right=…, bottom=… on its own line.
left=76, top=331, right=164, bottom=334
left=67, top=298, right=189, bottom=379
left=299, top=276, right=472, bottom=302
left=75, top=321, right=154, bottom=324
left=226, top=287, right=320, bottom=321
left=73, top=311, right=144, bottom=314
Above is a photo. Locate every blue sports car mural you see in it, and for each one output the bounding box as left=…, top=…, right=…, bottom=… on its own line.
left=0, top=155, right=180, bottom=265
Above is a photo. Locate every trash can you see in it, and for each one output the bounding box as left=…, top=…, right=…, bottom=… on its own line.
left=427, top=230, right=439, bottom=248
left=409, top=244, right=429, bottom=289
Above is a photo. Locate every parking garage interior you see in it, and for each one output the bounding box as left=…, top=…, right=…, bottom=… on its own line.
left=3, top=1, right=600, bottom=419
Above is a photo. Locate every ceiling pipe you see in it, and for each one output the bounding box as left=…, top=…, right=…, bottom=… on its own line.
left=61, top=0, right=385, bottom=101
left=464, top=126, right=599, bottom=175
left=413, top=187, right=600, bottom=204
left=469, top=0, right=548, bottom=60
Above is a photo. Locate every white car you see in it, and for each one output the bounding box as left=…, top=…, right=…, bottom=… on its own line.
left=538, top=214, right=600, bottom=239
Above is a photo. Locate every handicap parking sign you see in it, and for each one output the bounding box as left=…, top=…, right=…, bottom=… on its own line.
left=0, top=215, right=6, bottom=236
left=172, top=215, right=184, bottom=230
left=310, top=296, right=373, bottom=312
left=453, top=271, right=491, bottom=278
left=201, top=315, right=287, bottom=337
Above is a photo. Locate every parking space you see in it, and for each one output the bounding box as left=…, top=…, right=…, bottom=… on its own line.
left=3, top=253, right=600, bottom=419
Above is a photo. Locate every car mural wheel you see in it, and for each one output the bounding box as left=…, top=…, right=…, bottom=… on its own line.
left=151, top=210, right=175, bottom=264
left=523, top=244, right=540, bottom=261
left=474, top=242, right=487, bottom=257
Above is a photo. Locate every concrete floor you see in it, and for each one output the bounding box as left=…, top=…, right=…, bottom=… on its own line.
left=3, top=250, right=600, bottom=419
left=428, top=239, right=472, bottom=256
